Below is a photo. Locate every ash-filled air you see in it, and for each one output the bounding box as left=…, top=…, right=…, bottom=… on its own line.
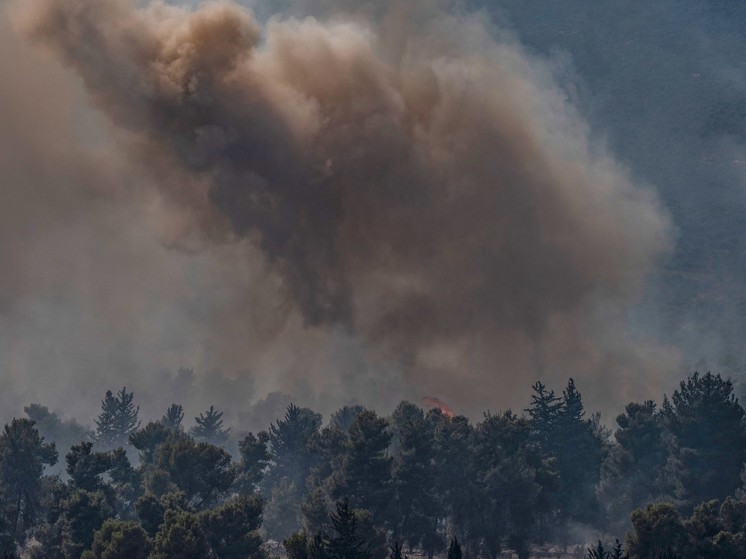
left=0, top=0, right=679, bottom=420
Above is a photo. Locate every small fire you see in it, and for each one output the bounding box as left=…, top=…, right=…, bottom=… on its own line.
left=421, top=396, right=455, bottom=418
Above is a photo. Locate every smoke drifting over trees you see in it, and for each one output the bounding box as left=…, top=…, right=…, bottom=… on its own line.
left=0, top=0, right=683, bottom=419
left=1, top=372, right=746, bottom=558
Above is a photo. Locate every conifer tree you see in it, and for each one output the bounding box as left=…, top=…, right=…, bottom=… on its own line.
left=266, top=404, right=322, bottom=490
left=525, top=381, right=562, bottom=449
left=586, top=541, right=609, bottom=559
left=327, top=499, right=370, bottom=559
left=284, top=531, right=310, bottom=559
left=162, top=404, right=184, bottom=432
left=235, top=431, right=270, bottom=493
left=200, top=495, right=264, bottom=559
left=150, top=509, right=211, bottom=559
left=446, top=538, right=462, bottom=559
left=81, top=520, right=151, bottom=559
left=65, top=442, right=112, bottom=492
left=0, top=418, right=57, bottom=540
left=610, top=539, right=628, bottom=559
left=390, top=412, right=440, bottom=552
left=332, top=411, right=392, bottom=525
left=662, top=372, right=746, bottom=508
left=191, top=406, right=229, bottom=446
left=94, top=388, right=140, bottom=449
left=388, top=541, right=405, bottom=559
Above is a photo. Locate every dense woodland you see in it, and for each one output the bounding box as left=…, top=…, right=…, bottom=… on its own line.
left=1, top=372, right=746, bottom=559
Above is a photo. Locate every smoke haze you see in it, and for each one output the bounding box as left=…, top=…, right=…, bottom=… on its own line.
left=0, top=0, right=684, bottom=423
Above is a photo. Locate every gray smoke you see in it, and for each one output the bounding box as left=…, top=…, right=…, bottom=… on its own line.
left=0, top=0, right=680, bottom=421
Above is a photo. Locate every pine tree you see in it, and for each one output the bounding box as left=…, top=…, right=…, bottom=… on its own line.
left=549, top=379, right=605, bottom=527
left=327, top=499, right=370, bottom=559
left=150, top=509, right=211, bottom=559
left=586, top=541, right=609, bottom=559
left=331, top=406, right=367, bottom=433
left=190, top=406, right=229, bottom=446
left=266, top=404, right=322, bottom=491
left=284, top=531, right=310, bottom=559
left=610, top=539, right=628, bottom=559
left=332, top=411, right=392, bottom=525
left=388, top=541, right=404, bottom=559
left=598, top=401, right=670, bottom=532
left=65, top=442, right=112, bottom=492
left=94, top=388, right=140, bottom=449
left=525, top=381, right=562, bottom=449
left=162, top=404, right=184, bottom=432
left=129, top=422, right=172, bottom=465
left=199, top=495, right=264, bottom=559
left=81, top=520, right=151, bottom=559
left=390, top=413, right=440, bottom=553
left=662, top=372, right=746, bottom=508
left=235, top=431, right=270, bottom=493
left=446, top=538, right=462, bottom=559
left=0, top=419, right=58, bottom=540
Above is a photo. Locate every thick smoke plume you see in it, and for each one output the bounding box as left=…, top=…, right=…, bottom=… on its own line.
left=4, top=0, right=679, bottom=417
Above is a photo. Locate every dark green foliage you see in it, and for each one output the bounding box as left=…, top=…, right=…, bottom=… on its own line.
left=263, top=479, right=302, bottom=540
left=390, top=407, right=440, bottom=553
left=107, top=447, right=140, bottom=517
left=200, top=494, right=265, bottom=559
left=150, top=509, right=211, bottom=559
left=470, top=411, right=555, bottom=559
left=554, top=379, right=605, bottom=525
left=263, top=404, right=322, bottom=540
left=430, top=415, right=476, bottom=554
left=626, top=503, right=686, bottom=559
left=662, top=372, right=746, bottom=508
left=525, top=381, right=562, bottom=449
left=284, top=531, right=310, bottom=559
left=6, top=373, right=746, bottom=558
left=135, top=492, right=166, bottom=537
left=266, top=404, right=322, bottom=491
left=162, top=404, right=185, bottom=432
left=330, top=406, right=367, bottom=433
left=27, top=520, right=65, bottom=559
left=235, top=431, right=270, bottom=493
left=326, top=499, right=371, bottom=559
left=627, top=497, right=746, bottom=559
left=94, top=388, right=140, bottom=450
left=599, top=401, right=670, bottom=530
left=0, top=418, right=57, bottom=540
left=310, top=533, right=328, bottom=559
left=156, top=436, right=235, bottom=508
left=129, top=422, right=172, bottom=465
left=80, top=519, right=151, bottom=559
left=610, top=539, right=628, bottom=559
left=586, top=540, right=609, bottom=559
left=446, top=538, right=461, bottom=559
left=526, top=379, right=605, bottom=537
left=0, top=513, right=16, bottom=559
left=61, top=489, right=115, bottom=559
left=331, top=411, right=392, bottom=525
left=191, top=405, right=230, bottom=446
left=65, top=442, right=112, bottom=492
left=23, top=405, right=92, bottom=473
left=388, top=541, right=405, bottom=559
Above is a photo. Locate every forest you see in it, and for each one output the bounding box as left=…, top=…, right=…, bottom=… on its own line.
left=1, top=372, right=746, bottom=559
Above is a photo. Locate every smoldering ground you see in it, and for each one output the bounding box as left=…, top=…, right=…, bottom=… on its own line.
left=0, top=0, right=681, bottom=423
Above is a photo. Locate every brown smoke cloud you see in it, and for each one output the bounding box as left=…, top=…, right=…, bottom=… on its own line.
left=2, top=0, right=681, bottom=419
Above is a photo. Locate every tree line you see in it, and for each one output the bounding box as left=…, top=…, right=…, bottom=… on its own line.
left=1, top=371, right=746, bottom=558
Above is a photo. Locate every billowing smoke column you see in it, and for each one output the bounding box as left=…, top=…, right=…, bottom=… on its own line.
left=12, top=0, right=678, bottom=412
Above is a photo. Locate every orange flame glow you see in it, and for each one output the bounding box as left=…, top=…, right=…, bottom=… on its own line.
left=421, top=396, right=455, bottom=418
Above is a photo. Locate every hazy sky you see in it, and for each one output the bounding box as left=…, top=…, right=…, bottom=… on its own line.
left=0, top=0, right=743, bottom=425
